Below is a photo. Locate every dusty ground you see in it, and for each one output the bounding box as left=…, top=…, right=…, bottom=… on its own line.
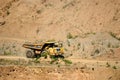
left=0, top=0, right=120, bottom=80
left=0, top=56, right=120, bottom=80
left=0, top=66, right=120, bottom=80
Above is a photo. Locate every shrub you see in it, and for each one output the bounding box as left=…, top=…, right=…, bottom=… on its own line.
left=94, top=49, right=100, bottom=54
left=106, top=62, right=110, bottom=67
left=113, top=66, right=117, bottom=69
left=36, top=10, right=42, bottom=14
left=67, top=33, right=73, bottom=39
left=109, top=32, right=120, bottom=40
left=6, top=11, right=10, bottom=15
left=62, top=59, right=72, bottom=64
left=4, top=51, right=11, bottom=55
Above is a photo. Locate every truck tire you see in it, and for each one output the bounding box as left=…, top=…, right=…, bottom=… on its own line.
left=26, top=50, right=35, bottom=58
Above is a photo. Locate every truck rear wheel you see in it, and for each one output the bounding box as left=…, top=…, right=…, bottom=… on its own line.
left=26, top=50, right=35, bottom=58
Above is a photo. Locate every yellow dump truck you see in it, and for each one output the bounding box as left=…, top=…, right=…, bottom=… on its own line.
left=22, top=42, right=64, bottom=58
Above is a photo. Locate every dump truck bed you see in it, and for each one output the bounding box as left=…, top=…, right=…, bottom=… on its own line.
left=22, top=44, right=42, bottom=50
left=22, top=42, right=55, bottom=50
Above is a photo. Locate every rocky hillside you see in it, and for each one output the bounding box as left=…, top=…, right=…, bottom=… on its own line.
left=0, top=0, right=120, bottom=40
left=0, top=0, right=120, bottom=59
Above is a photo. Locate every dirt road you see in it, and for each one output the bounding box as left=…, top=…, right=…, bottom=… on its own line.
left=0, top=56, right=119, bottom=68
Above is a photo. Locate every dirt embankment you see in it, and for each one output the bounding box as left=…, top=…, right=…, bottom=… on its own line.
left=0, top=55, right=119, bottom=80
left=0, top=66, right=120, bottom=80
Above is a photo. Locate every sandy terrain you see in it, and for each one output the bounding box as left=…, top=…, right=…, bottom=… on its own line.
left=0, top=56, right=119, bottom=80
left=0, top=66, right=120, bottom=80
